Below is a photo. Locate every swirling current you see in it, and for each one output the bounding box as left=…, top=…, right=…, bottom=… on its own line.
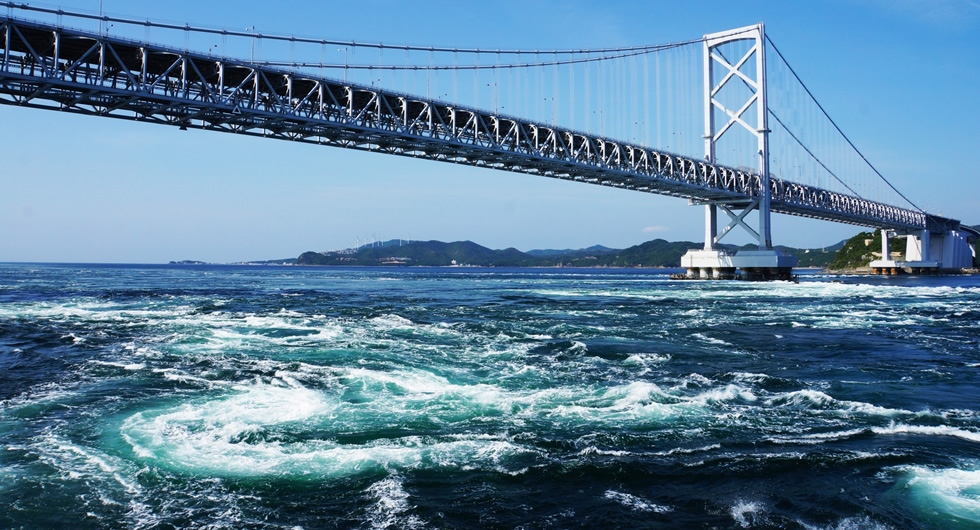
left=1, top=263, right=979, bottom=528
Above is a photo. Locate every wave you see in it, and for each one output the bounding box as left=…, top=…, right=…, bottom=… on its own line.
left=118, top=378, right=540, bottom=478
left=765, top=390, right=911, bottom=417
left=88, top=360, right=146, bottom=371
left=730, top=499, right=768, bottom=528
left=872, top=422, right=980, bottom=443
left=363, top=475, right=426, bottom=529
left=114, top=371, right=781, bottom=479
left=603, top=490, right=672, bottom=513
left=800, top=515, right=893, bottom=530
left=622, top=353, right=671, bottom=376
left=768, top=421, right=980, bottom=448
left=31, top=433, right=157, bottom=527
left=891, top=464, right=980, bottom=525
left=691, top=332, right=733, bottom=347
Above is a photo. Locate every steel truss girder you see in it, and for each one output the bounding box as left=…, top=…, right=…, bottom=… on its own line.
left=0, top=17, right=944, bottom=232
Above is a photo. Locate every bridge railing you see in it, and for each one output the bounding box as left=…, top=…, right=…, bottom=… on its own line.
left=0, top=16, right=936, bottom=232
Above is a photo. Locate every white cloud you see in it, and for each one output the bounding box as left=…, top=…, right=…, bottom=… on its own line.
left=641, top=225, right=669, bottom=233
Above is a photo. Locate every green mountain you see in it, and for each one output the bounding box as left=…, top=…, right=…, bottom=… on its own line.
left=827, top=231, right=904, bottom=271
left=298, top=240, right=549, bottom=267
left=296, top=238, right=844, bottom=268
left=771, top=240, right=846, bottom=268
left=579, top=239, right=705, bottom=267
left=525, top=245, right=621, bottom=257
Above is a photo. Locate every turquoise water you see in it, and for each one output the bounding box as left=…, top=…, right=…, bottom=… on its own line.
left=1, top=264, right=979, bottom=528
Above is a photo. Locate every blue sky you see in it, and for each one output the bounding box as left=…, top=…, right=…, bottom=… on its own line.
left=2, top=0, right=978, bottom=263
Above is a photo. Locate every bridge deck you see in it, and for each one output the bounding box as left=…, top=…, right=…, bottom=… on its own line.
left=0, top=17, right=962, bottom=234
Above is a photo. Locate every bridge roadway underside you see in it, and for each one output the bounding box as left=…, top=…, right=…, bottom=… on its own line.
left=0, top=17, right=963, bottom=235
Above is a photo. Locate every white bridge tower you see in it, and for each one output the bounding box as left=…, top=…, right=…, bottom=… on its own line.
left=681, top=23, right=797, bottom=280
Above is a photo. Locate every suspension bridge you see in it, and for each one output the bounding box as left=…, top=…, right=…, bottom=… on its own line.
left=0, top=4, right=974, bottom=277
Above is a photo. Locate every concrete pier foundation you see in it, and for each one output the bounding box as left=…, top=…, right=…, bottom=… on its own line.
left=680, top=249, right=735, bottom=279
left=680, top=249, right=796, bottom=281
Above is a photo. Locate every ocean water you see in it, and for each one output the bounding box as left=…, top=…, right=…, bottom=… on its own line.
left=1, top=263, right=979, bottom=529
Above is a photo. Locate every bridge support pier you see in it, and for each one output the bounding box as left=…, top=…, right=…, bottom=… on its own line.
left=680, top=249, right=736, bottom=279
left=680, top=201, right=797, bottom=280
left=678, top=23, right=797, bottom=281
left=680, top=249, right=796, bottom=281
left=870, top=227, right=976, bottom=274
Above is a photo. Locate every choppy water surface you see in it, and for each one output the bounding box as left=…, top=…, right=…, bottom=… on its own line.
left=1, top=263, right=979, bottom=528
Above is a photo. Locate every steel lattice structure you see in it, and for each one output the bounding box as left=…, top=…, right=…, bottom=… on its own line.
left=0, top=17, right=963, bottom=234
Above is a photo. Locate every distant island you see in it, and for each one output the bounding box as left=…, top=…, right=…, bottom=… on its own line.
left=171, top=225, right=977, bottom=270
left=295, top=238, right=844, bottom=268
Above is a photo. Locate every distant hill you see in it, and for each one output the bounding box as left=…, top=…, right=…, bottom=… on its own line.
left=298, top=240, right=547, bottom=267
left=773, top=239, right=846, bottom=268
left=237, top=258, right=298, bottom=265
left=296, top=238, right=843, bottom=268
left=526, top=245, right=620, bottom=257
left=579, top=239, right=705, bottom=267
left=827, top=231, right=904, bottom=271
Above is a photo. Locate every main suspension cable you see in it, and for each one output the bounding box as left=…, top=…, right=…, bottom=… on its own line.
left=249, top=45, right=688, bottom=71
left=766, top=35, right=921, bottom=211
left=0, top=1, right=705, bottom=57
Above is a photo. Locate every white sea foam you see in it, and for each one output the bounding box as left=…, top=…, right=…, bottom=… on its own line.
left=872, top=422, right=980, bottom=443
left=800, top=515, right=893, bottom=530
left=35, top=434, right=138, bottom=493
left=117, top=363, right=752, bottom=479
left=370, top=313, right=416, bottom=329
left=0, top=300, right=193, bottom=324
left=768, top=428, right=866, bottom=445
left=30, top=434, right=157, bottom=526
left=692, top=384, right=757, bottom=405
left=765, top=390, right=910, bottom=417
left=151, top=368, right=217, bottom=387
left=894, top=465, right=980, bottom=524
left=364, top=475, right=426, bottom=529
left=242, top=314, right=320, bottom=331
left=691, top=332, right=733, bottom=346
left=576, top=446, right=631, bottom=457
left=651, top=444, right=721, bottom=457
left=624, top=353, right=671, bottom=365
left=603, top=490, right=672, bottom=513
left=528, top=288, right=669, bottom=301
left=1, top=381, right=79, bottom=412
left=730, top=372, right=770, bottom=384
left=730, top=499, right=768, bottom=528
left=342, top=366, right=464, bottom=397
left=89, top=360, right=146, bottom=371
left=623, top=353, right=671, bottom=375
left=548, top=381, right=699, bottom=424
left=678, top=373, right=714, bottom=388
left=119, top=378, right=537, bottom=477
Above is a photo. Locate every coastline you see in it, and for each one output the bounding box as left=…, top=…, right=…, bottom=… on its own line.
left=825, top=267, right=979, bottom=276
left=175, top=261, right=980, bottom=275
